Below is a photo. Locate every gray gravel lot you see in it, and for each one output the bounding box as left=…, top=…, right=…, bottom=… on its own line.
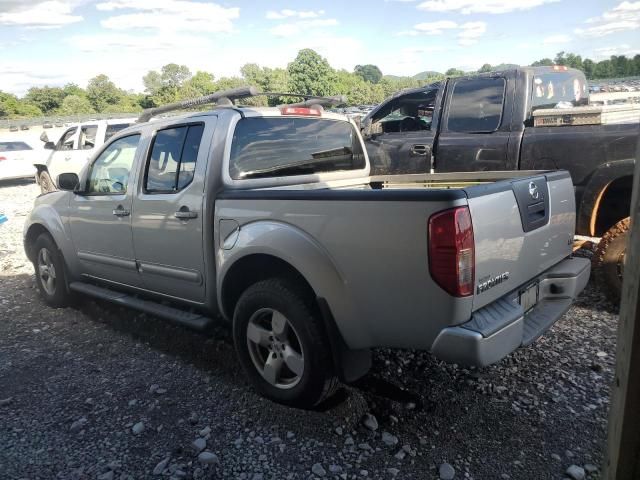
left=0, top=181, right=617, bottom=479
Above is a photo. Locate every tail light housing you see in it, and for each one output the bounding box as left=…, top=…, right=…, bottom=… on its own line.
left=0, top=156, right=6, bottom=162
left=428, top=206, right=475, bottom=297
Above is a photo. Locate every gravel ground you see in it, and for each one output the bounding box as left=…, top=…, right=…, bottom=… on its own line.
left=0, top=181, right=618, bottom=480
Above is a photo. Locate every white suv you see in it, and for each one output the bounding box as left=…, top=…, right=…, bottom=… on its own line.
left=36, top=118, right=136, bottom=193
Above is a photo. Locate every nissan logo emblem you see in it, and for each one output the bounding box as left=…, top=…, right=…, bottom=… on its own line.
left=528, top=181, right=540, bottom=200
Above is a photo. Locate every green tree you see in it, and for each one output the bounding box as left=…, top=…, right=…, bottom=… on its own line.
left=143, top=64, right=192, bottom=106
left=58, top=94, right=95, bottom=115
left=240, top=64, right=289, bottom=105
left=582, top=59, right=595, bottom=79
left=86, top=74, right=122, bottom=112
left=287, top=49, right=337, bottom=97
left=478, top=63, right=493, bottom=73
left=354, top=64, right=383, bottom=84
left=445, top=68, right=465, bottom=77
left=25, top=86, right=65, bottom=114
left=531, top=58, right=554, bottom=67
left=62, top=83, right=87, bottom=98
left=181, top=71, right=216, bottom=97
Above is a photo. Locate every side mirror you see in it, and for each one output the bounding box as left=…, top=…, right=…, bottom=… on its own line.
left=57, top=173, right=80, bottom=191
left=40, top=132, right=49, bottom=142
left=44, top=142, right=55, bottom=150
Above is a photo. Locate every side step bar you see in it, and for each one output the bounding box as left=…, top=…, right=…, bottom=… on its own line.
left=69, top=282, right=213, bottom=331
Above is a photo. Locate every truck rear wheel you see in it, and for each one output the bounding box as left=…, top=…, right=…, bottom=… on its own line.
left=595, top=217, right=629, bottom=306
left=39, top=171, right=57, bottom=194
left=232, top=277, right=339, bottom=408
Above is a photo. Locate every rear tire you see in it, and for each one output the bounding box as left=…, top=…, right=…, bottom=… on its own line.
left=33, top=233, right=71, bottom=308
left=232, top=277, right=339, bottom=408
left=39, top=171, right=56, bottom=194
left=594, top=217, right=629, bottom=306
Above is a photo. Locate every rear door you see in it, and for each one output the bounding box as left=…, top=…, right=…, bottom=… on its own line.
left=131, top=120, right=212, bottom=304
left=69, top=133, right=144, bottom=287
left=0, top=141, right=37, bottom=179
left=436, top=75, right=515, bottom=172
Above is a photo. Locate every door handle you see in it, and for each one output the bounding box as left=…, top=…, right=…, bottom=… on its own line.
left=112, top=205, right=130, bottom=217
left=411, top=144, right=429, bottom=156
left=174, top=207, right=198, bottom=219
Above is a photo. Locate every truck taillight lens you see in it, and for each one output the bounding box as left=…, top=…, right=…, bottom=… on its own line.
left=0, top=156, right=6, bottom=162
left=428, top=206, right=475, bottom=297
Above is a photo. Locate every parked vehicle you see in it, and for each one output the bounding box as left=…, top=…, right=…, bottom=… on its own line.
left=20, top=124, right=29, bottom=131
left=42, top=121, right=53, bottom=129
left=362, top=66, right=639, bottom=304
left=0, top=140, right=39, bottom=181
left=35, top=118, right=136, bottom=193
left=24, top=87, right=590, bottom=407
left=9, top=125, right=18, bottom=132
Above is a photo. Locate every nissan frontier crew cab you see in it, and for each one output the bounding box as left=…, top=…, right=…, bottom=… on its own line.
left=24, top=87, right=590, bottom=408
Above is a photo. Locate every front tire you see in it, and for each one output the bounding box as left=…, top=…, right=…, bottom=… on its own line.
left=594, top=217, right=629, bottom=306
left=33, top=233, right=71, bottom=308
left=232, top=278, right=339, bottom=408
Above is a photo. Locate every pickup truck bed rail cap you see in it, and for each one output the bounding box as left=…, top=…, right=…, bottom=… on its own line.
left=216, top=188, right=466, bottom=202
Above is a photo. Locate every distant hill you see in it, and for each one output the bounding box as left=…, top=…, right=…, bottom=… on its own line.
left=489, top=63, right=520, bottom=72
left=412, top=71, right=443, bottom=80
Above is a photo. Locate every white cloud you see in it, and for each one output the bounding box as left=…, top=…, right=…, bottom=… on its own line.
left=403, top=20, right=486, bottom=45
left=593, top=43, right=640, bottom=58
left=96, top=0, right=239, bottom=33
left=543, top=34, right=571, bottom=45
left=0, top=1, right=82, bottom=29
left=416, top=0, right=559, bottom=15
left=267, top=9, right=338, bottom=37
left=575, top=1, right=640, bottom=37
left=266, top=9, right=324, bottom=20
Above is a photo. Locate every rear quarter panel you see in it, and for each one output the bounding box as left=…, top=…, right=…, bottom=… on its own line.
left=216, top=192, right=473, bottom=350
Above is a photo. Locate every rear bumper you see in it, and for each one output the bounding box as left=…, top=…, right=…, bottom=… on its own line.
left=430, top=256, right=590, bottom=367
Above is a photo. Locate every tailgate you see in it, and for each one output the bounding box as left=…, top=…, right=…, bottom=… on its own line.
left=465, top=171, right=575, bottom=311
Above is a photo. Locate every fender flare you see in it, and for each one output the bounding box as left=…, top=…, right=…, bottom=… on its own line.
left=25, top=202, right=78, bottom=276
left=577, top=158, right=635, bottom=236
left=216, top=220, right=371, bottom=348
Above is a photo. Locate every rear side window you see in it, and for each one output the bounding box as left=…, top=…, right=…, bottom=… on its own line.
left=447, top=77, right=505, bottom=133
left=79, top=125, right=98, bottom=150
left=229, top=117, right=365, bottom=180
left=144, top=124, right=204, bottom=193
left=106, top=123, right=132, bottom=141
left=0, top=141, right=32, bottom=151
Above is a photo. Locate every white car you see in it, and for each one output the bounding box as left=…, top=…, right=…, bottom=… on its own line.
left=0, top=140, right=39, bottom=182
left=36, top=118, right=136, bottom=193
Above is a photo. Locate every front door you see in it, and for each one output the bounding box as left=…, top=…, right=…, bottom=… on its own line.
left=131, top=121, right=211, bottom=304
left=69, top=133, right=143, bottom=287
left=363, top=87, right=439, bottom=175
left=435, top=75, right=514, bottom=172
left=48, top=126, right=78, bottom=181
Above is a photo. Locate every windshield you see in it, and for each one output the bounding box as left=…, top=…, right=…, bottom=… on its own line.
left=0, top=141, right=32, bottom=152
left=229, top=117, right=365, bottom=180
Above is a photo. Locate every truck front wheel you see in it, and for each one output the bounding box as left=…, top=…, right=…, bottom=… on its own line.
left=33, top=233, right=72, bottom=308
left=595, top=217, right=629, bottom=306
left=232, top=278, right=339, bottom=408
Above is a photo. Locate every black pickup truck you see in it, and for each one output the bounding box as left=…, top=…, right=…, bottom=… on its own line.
left=362, top=66, right=639, bottom=304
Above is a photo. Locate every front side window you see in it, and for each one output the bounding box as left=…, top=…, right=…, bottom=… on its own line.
left=56, top=127, right=77, bottom=151
left=229, top=117, right=365, bottom=180
left=372, top=89, right=438, bottom=133
left=447, top=77, right=505, bottom=133
left=86, top=134, right=140, bottom=194
left=144, top=124, right=204, bottom=193
left=79, top=125, right=98, bottom=150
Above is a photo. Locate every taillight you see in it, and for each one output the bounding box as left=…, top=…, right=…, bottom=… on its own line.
left=0, top=156, right=6, bottom=162
left=428, top=206, right=475, bottom=297
left=280, top=107, right=321, bottom=116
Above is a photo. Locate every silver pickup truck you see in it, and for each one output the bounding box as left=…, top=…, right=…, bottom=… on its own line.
left=24, top=88, right=590, bottom=408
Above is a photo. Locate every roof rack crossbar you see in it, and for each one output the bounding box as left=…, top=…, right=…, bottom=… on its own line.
left=137, top=86, right=259, bottom=123
left=265, top=93, right=347, bottom=108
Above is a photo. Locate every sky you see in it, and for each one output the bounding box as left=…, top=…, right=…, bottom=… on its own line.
left=1, top=0, right=639, bottom=96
